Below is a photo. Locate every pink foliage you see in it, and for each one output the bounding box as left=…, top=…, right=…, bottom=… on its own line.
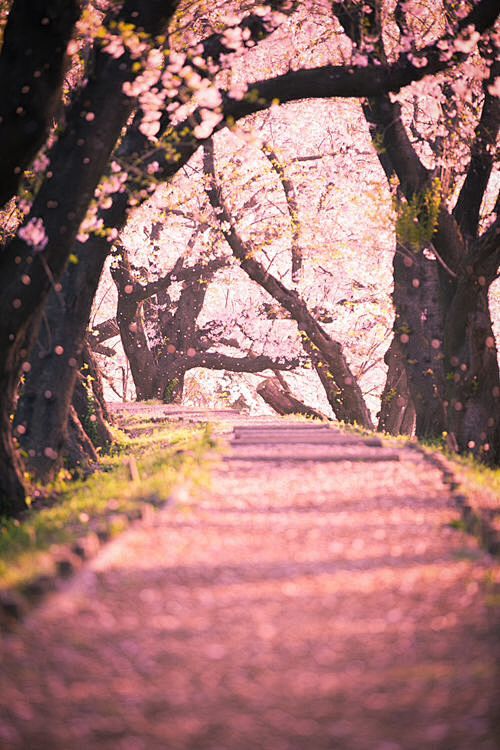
left=18, top=218, right=48, bottom=252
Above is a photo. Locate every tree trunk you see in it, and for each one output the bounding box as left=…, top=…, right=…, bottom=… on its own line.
left=444, top=277, right=500, bottom=462
left=16, top=236, right=109, bottom=483
left=0, top=320, right=42, bottom=514
left=0, top=0, right=79, bottom=207
left=378, top=336, right=415, bottom=435
left=78, top=344, right=113, bottom=449
left=257, top=375, right=327, bottom=420
left=392, top=244, right=446, bottom=439
left=115, top=296, right=162, bottom=400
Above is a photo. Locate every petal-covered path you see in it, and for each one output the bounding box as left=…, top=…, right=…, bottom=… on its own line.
left=0, top=419, right=499, bottom=749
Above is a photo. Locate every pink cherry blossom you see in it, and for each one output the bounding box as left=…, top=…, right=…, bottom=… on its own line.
left=102, top=36, right=125, bottom=59
left=18, top=217, right=48, bottom=252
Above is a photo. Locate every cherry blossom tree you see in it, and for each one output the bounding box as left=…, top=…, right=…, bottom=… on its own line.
left=95, top=226, right=305, bottom=394
left=0, top=0, right=180, bottom=514
left=0, top=0, right=297, bottom=512
left=332, top=0, right=499, bottom=460
left=203, top=137, right=374, bottom=427
left=12, top=4, right=299, bottom=486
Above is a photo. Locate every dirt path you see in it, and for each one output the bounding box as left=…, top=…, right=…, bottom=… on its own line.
left=0, top=419, right=499, bottom=750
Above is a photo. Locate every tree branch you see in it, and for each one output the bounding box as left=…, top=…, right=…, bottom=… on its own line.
left=120, top=0, right=499, bottom=190
left=453, top=56, right=500, bottom=239
left=88, top=317, right=120, bottom=345
left=191, top=350, right=300, bottom=373
left=334, top=4, right=467, bottom=275
left=139, top=256, right=227, bottom=302
left=261, top=143, right=302, bottom=282
left=0, top=0, right=80, bottom=207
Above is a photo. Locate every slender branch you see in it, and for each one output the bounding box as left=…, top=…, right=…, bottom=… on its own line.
left=261, top=143, right=302, bottom=282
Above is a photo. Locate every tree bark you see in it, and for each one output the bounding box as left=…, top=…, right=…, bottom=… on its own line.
left=17, top=236, right=110, bottom=482
left=377, top=336, right=415, bottom=435
left=0, top=371, right=26, bottom=515
left=444, top=275, right=500, bottom=462
left=111, top=255, right=163, bottom=400
left=0, top=324, right=42, bottom=514
left=257, top=376, right=327, bottom=420
left=392, top=244, right=446, bottom=438
left=0, top=0, right=79, bottom=207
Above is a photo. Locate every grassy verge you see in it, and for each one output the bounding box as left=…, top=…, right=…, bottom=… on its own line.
left=0, top=417, right=218, bottom=594
left=418, top=444, right=500, bottom=553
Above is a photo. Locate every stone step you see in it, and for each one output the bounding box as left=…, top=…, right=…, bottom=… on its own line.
left=225, top=446, right=400, bottom=462
left=231, top=434, right=382, bottom=447
left=234, top=423, right=330, bottom=431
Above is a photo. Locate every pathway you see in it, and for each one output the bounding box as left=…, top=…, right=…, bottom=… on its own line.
left=0, top=418, right=498, bottom=749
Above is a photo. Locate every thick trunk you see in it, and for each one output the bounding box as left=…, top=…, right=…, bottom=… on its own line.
left=378, top=336, right=415, bottom=435
left=116, top=298, right=162, bottom=400
left=257, top=376, right=327, bottom=420
left=111, top=251, right=164, bottom=401
left=0, top=319, right=42, bottom=514
left=444, top=278, right=500, bottom=462
left=360, top=97, right=447, bottom=439
left=0, top=0, right=79, bottom=206
left=17, top=237, right=109, bottom=482
left=392, top=245, right=446, bottom=439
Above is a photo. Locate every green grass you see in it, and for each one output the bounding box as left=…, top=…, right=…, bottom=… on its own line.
left=281, top=413, right=329, bottom=423
left=0, top=420, right=218, bottom=590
